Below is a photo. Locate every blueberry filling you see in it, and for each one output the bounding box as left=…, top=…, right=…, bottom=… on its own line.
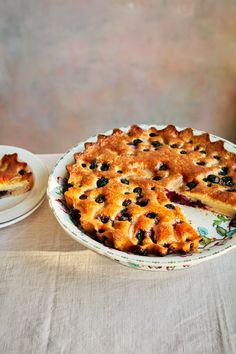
left=180, top=150, right=187, bottom=154
left=122, top=199, right=132, bottom=206
left=143, top=149, right=149, bottom=152
left=170, top=144, right=178, bottom=148
left=81, top=163, right=87, bottom=168
left=97, top=177, right=109, bottom=188
left=117, top=170, right=123, bottom=174
left=79, top=194, right=87, bottom=200
left=136, top=229, right=145, bottom=245
left=166, top=190, right=206, bottom=208
left=121, top=178, right=129, bottom=185
left=149, top=132, right=158, bottom=137
left=221, top=176, right=234, bottom=186
left=101, top=163, right=110, bottom=171
left=219, top=167, right=228, bottom=176
left=200, top=150, right=206, bottom=154
left=213, top=155, right=221, bottom=160
left=152, top=141, right=162, bottom=148
left=19, top=169, right=25, bottom=175
left=151, top=187, right=155, bottom=190
left=196, top=161, right=206, bottom=166
left=186, top=181, right=198, bottom=190
left=95, top=194, right=106, bottom=203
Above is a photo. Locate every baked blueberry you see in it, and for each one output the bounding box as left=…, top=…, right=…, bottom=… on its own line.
left=149, top=133, right=158, bottom=137
left=97, top=177, right=109, bottom=188
left=149, top=229, right=156, bottom=243
left=152, top=141, right=162, bottom=148
left=99, top=215, right=110, bottom=224
left=90, top=159, right=98, bottom=170
left=79, top=194, right=87, bottom=200
left=180, top=150, right=187, bottom=154
left=186, top=181, right=198, bottom=190
left=95, top=194, right=106, bottom=203
left=153, top=176, right=162, bottom=181
left=226, top=188, right=236, bottom=192
left=118, top=209, right=132, bottom=221
left=122, top=199, right=132, bottom=206
left=221, top=176, right=234, bottom=186
left=219, top=167, right=228, bottom=176
left=196, top=161, right=206, bottom=166
left=98, top=229, right=105, bottom=233
left=165, top=204, right=175, bottom=209
left=136, top=199, right=149, bottom=207
left=81, top=163, right=86, bottom=168
left=170, top=144, right=178, bottom=148
left=146, top=212, right=158, bottom=219
left=206, top=175, right=220, bottom=184
left=101, top=162, right=110, bottom=171
left=121, top=178, right=129, bottom=185
left=133, top=139, right=143, bottom=146
left=133, top=187, right=142, bottom=194
left=136, top=229, right=145, bottom=245
left=159, top=164, right=168, bottom=171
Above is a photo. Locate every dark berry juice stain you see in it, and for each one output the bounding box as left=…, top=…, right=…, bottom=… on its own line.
left=166, top=190, right=206, bottom=209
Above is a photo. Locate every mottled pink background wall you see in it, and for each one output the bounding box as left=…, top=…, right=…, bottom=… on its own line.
left=0, top=0, right=236, bottom=152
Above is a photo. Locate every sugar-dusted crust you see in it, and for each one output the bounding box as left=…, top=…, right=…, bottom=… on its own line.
left=0, top=153, right=33, bottom=197
left=64, top=125, right=236, bottom=256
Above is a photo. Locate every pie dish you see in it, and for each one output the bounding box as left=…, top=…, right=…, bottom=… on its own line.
left=47, top=125, right=236, bottom=271
left=0, top=153, right=33, bottom=198
left=64, top=125, right=236, bottom=256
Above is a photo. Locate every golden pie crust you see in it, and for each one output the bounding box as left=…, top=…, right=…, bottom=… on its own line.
left=64, top=125, right=236, bottom=256
left=0, top=153, right=33, bottom=197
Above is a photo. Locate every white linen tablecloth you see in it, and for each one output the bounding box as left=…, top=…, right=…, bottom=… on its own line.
left=0, top=154, right=236, bottom=354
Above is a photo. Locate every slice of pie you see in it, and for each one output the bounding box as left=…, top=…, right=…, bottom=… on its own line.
left=0, top=153, right=33, bottom=197
left=64, top=125, right=236, bottom=256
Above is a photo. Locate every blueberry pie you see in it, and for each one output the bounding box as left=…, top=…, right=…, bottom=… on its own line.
left=0, top=153, right=33, bottom=197
left=64, top=125, right=236, bottom=256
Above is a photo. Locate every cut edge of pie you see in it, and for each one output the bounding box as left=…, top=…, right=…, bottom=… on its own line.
left=64, top=124, right=236, bottom=256
left=0, top=153, right=33, bottom=197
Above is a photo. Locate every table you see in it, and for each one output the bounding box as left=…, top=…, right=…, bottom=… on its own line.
left=0, top=154, right=235, bottom=354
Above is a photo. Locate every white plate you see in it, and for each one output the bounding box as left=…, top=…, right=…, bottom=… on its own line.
left=0, top=194, right=46, bottom=228
left=0, top=146, right=48, bottom=224
left=47, top=125, right=236, bottom=271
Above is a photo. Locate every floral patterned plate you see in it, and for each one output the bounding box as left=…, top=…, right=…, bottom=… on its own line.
left=47, top=125, right=236, bottom=271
